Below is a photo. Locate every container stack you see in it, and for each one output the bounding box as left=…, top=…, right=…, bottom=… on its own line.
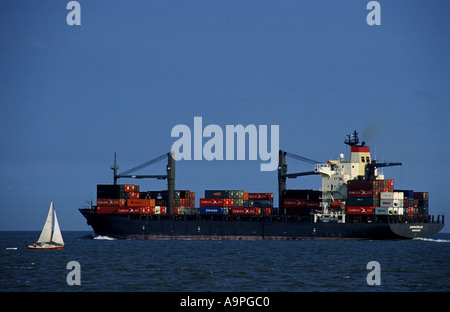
left=200, top=190, right=237, bottom=215
left=243, top=193, right=274, bottom=216
left=200, top=190, right=273, bottom=215
left=97, top=185, right=196, bottom=215
left=174, top=190, right=196, bottom=214
left=395, top=190, right=414, bottom=216
left=414, top=192, right=429, bottom=216
left=282, top=189, right=322, bottom=216
left=379, top=191, right=404, bottom=215
left=346, top=179, right=393, bottom=215
left=346, top=180, right=429, bottom=217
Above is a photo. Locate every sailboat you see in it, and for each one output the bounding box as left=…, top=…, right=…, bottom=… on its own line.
left=28, top=200, right=65, bottom=250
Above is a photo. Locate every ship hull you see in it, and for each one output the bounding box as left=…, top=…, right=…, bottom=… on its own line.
left=80, top=209, right=444, bottom=240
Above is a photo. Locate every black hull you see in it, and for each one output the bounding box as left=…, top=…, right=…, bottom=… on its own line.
left=79, top=209, right=444, bottom=240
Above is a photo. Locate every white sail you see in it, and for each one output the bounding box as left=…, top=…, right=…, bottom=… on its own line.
left=51, top=209, right=64, bottom=245
left=37, top=201, right=53, bottom=243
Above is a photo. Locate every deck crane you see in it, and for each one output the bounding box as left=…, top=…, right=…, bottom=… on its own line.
left=110, top=152, right=176, bottom=214
left=277, top=150, right=321, bottom=213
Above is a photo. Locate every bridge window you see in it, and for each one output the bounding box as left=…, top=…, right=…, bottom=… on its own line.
left=366, top=156, right=370, bottom=162
left=361, top=156, right=365, bottom=163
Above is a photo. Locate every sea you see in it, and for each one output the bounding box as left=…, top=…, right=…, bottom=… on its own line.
left=1, top=231, right=449, bottom=293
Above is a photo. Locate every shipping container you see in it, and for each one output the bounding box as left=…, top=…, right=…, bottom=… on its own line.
left=97, top=191, right=130, bottom=200
left=380, top=192, right=403, bottom=200
left=231, top=207, right=261, bottom=215
left=283, top=198, right=307, bottom=207
left=347, top=180, right=379, bottom=190
left=395, top=190, right=414, bottom=198
left=200, top=198, right=234, bottom=207
left=375, top=207, right=389, bottom=215
left=414, top=192, right=429, bottom=200
left=417, top=199, right=429, bottom=208
left=347, top=189, right=379, bottom=197
left=127, top=199, right=155, bottom=207
left=199, top=207, right=229, bottom=215
left=347, top=197, right=379, bottom=206
left=140, top=207, right=154, bottom=214
left=284, top=207, right=314, bottom=216
left=388, top=207, right=403, bottom=215
left=306, top=201, right=321, bottom=208
left=380, top=192, right=393, bottom=200
left=380, top=199, right=393, bottom=207
left=124, top=184, right=136, bottom=192
left=117, top=207, right=141, bottom=214
left=346, top=206, right=375, bottom=215
left=282, top=189, right=319, bottom=199
left=97, top=184, right=125, bottom=193
left=97, top=206, right=119, bottom=214
left=128, top=192, right=140, bottom=199
left=154, top=206, right=167, bottom=215
left=248, top=199, right=273, bottom=208
left=247, top=193, right=274, bottom=200
left=205, top=190, right=231, bottom=198
left=97, top=199, right=126, bottom=206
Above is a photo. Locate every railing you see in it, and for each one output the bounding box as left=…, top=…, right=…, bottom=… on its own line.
left=388, top=214, right=444, bottom=224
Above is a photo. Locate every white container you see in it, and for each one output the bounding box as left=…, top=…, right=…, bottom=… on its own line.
left=380, top=200, right=393, bottom=207
left=380, top=192, right=394, bottom=200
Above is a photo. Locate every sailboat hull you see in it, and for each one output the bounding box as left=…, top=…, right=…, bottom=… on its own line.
left=27, top=244, right=64, bottom=250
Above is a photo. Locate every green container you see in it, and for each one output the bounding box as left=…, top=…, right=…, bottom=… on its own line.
left=347, top=197, right=379, bottom=206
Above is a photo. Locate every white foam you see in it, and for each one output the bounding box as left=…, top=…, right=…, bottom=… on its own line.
left=93, top=235, right=116, bottom=240
left=413, top=237, right=450, bottom=243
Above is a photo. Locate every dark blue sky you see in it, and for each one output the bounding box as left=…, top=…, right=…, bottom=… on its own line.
left=1, top=1, right=449, bottom=231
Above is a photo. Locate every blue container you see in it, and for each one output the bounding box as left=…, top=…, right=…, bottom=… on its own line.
left=199, top=207, right=228, bottom=215
left=375, top=207, right=389, bottom=215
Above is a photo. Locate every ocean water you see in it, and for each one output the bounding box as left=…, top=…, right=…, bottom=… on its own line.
left=1, top=231, right=449, bottom=292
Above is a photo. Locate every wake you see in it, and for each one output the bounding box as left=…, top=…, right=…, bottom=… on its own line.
left=413, top=237, right=450, bottom=243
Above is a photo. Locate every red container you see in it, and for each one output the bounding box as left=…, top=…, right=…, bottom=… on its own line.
left=128, top=192, right=140, bottom=199
left=140, top=207, right=155, bottom=214
left=347, top=189, right=378, bottom=197
left=346, top=206, right=375, bottom=215
left=306, top=201, right=321, bottom=208
left=231, top=207, right=260, bottom=215
left=97, top=206, right=119, bottom=214
left=387, top=179, right=394, bottom=190
left=200, top=198, right=234, bottom=207
left=117, top=207, right=141, bottom=214
left=247, top=193, right=274, bottom=200
left=283, top=198, right=307, bottom=207
left=200, top=198, right=223, bottom=207
left=97, top=199, right=126, bottom=206
left=123, top=184, right=140, bottom=192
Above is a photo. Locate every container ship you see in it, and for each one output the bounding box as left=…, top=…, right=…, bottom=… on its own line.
left=79, top=131, right=444, bottom=240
